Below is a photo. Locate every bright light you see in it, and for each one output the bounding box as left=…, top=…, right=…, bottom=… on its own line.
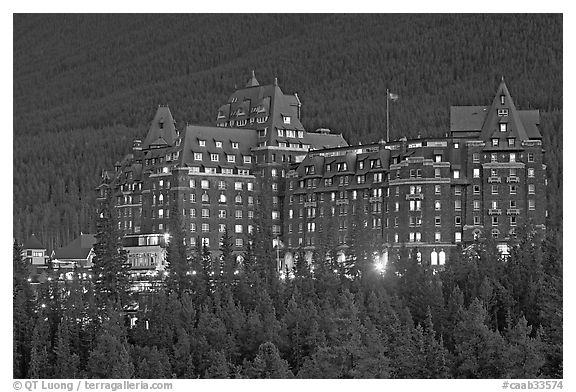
left=27, top=278, right=31, bottom=282
left=234, top=270, right=239, bottom=275
left=47, top=277, right=52, bottom=281
left=192, top=270, right=197, bottom=275
left=163, top=233, right=170, bottom=244
left=279, top=271, right=286, bottom=281
left=41, top=304, right=46, bottom=308
left=333, top=269, right=338, bottom=274
left=374, top=262, right=385, bottom=273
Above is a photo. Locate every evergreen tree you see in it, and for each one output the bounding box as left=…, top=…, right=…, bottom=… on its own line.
left=243, top=342, right=293, bottom=378
left=91, top=192, right=130, bottom=308
left=165, top=203, right=193, bottom=297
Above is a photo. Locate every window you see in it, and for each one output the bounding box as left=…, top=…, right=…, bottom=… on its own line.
left=473, top=168, right=480, bottom=178
left=243, top=155, right=252, bottom=164
left=473, top=185, right=480, bottom=194
left=199, top=140, right=206, bottom=147
left=247, top=182, right=253, bottom=191
left=210, top=153, right=219, bottom=162
left=528, top=153, right=535, bottom=162
left=201, top=238, right=210, bottom=247
left=435, top=168, right=441, bottom=178
left=510, top=200, right=517, bottom=209
left=218, top=210, right=226, bottom=219
left=492, top=229, right=499, bottom=239
left=492, top=216, right=499, bottom=226
left=500, top=95, right=505, bottom=105
left=454, top=142, right=460, bottom=149
left=298, top=131, right=304, bottom=138
left=510, top=185, right=517, bottom=195
left=455, top=200, right=462, bottom=210
left=508, top=138, right=515, bottom=147
left=394, top=233, right=399, bottom=243
left=510, top=216, right=517, bottom=226
left=435, top=232, right=441, bottom=242
left=395, top=202, right=399, bottom=212
left=454, top=186, right=462, bottom=196
left=194, top=152, right=202, bottom=161
left=528, top=184, right=535, bottom=194
left=473, top=153, right=480, bottom=163
left=282, top=115, right=292, bottom=124
left=190, top=223, right=196, bottom=232
left=491, top=153, right=498, bottom=162
left=202, top=223, right=210, bottom=232
left=474, top=216, right=480, bottom=225
left=201, top=180, right=209, bottom=189
left=455, top=216, right=462, bottom=225
left=410, top=169, right=415, bottom=178
left=435, top=216, right=441, bottom=226
left=498, top=108, right=509, bottom=116
left=499, top=123, right=507, bottom=132
left=435, top=154, right=442, bottom=163
left=232, top=142, right=239, bottom=149
left=453, top=170, right=460, bottom=179
left=215, top=141, right=222, bottom=148
left=435, top=185, right=441, bottom=195
left=528, top=168, right=535, bottom=177
left=235, top=194, right=242, bottom=204
left=492, top=138, right=499, bottom=147
left=509, top=153, right=516, bottom=162
left=474, top=200, right=480, bottom=210
left=491, top=200, right=498, bottom=210
left=202, top=193, right=210, bottom=203
left=227, top=155, right=236, bottom=163
left=190, top=208, right=196, bottom=218
left=235, top=210, right=243, bottom=219
left=455, top=232, right=462, bottom=243
left=435, top=200, right=441, bottom=211
left=235, top=238, right=243, bottom=247
left=202, top=208, right=209, bottom=218
left=235, top=224, right=243, bottom=234
left=235, top=182, right=242, bottom=190
left=491, top=185, right=498, bottom=195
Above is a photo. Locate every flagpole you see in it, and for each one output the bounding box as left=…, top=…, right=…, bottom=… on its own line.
left=386, top=88, right=389, bottom=142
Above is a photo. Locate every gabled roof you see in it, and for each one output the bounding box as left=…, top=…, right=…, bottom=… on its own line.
left=23, top=234, right=45, bottom=250
left=178, top=125, right=257, bottom=167
left=53, top=234, right=96, bottom=260
left=142, top=106, right=178, bottom=149
left=450, top=80, right=541, bottom=141
left=245, top=70, right=259, bottom=87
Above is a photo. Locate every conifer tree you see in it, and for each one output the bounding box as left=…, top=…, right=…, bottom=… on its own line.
left=91, top=191, right=130, bottom=308
left=165, top=203, right=193, bottom=297
left=244, top=342, right=293, bottom=378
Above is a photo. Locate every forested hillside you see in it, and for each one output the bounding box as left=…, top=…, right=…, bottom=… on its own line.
left=13, top=14, right=562, bottom=250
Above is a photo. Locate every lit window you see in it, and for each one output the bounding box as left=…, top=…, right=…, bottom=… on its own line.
left=211, top=154, right=219, bottom=162
left=235, top=225, right=243, bottom=234
left=219, top=194, right=226, bottom=203
left=435, top=200, right=441, bottom=211
left=298, top=131, right=304, bottom=138
left=528, top=168, right=535, bottom=177
left=474, top=216, right=480, bottom=225
left=194, top=152, right=202, bottom=161
left=199, top=140, right=206, bottom=147
left=232, top=142, right=239, bottom=149
left=202, top=209, right=209, bottom=218
left=235, top=210, right=243, bottom=219
left=201, top=180, right=209, bottom=189
left=435, top=232, right=441, bottom=242
left=202, top=223, right=210, bottom=232
left=499, top=123, right=507, bottom=132
left=508, top=138, right=515, bottom=147
left=473, top=168, right=480, bottom=178
left=492, top=139, right=499, bottom=147
left=227, top=155, right=236, bottom=163
left=235, top=182, right=242, bottom=190
left=202, top=193, right=209, bottom=203
left=453, top=170, right=460, bottom=179
left=216, top=141, right=222, bottom=148
left=528, top=184, right=535, bottom=194
left=218, top=210, right=226, bottom=219
left=454, top=142, right=460, bottom=149
left=500, top=95, right=505, bottom=105
left=509, top=153, right=516, bottom=162
left=527, top=153, right=535, bottom=162
left=455, top=232, right=462, bottom=243
left=473, top=153, right=480, bottom=163
left=491, top=153, right=497, bottom=162
left=201, top=238, right=209, bottom=247
left=435, top=185, right=441, bottom=194
left=510, top=185, right=517, bottom=195
left=219, top=224, right=226, bottom=233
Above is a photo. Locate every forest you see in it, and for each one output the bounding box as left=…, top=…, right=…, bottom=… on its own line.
left=13, top=193, right=563, bottom=379
left=13, top=14, right=562, bottom=251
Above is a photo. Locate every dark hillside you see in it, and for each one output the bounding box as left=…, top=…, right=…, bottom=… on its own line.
left=13, top=14, right=562, bottom=249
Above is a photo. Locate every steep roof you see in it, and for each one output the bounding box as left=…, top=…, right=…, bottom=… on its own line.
left=53, top=234, right=96, bottom=260
left=178, top=125, right=257, bottom=167
left=142, top=106, right=178, bottom=149
left=450, top=80, right=541, bottom=141
left=23, top=234, right=45, bottom=250
left=245, top=70, right=259, bottom=87
left=305, top=131, right=348, bottom=150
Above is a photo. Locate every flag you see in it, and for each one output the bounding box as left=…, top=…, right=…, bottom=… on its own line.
left=388, top=92, right=399, bottom=102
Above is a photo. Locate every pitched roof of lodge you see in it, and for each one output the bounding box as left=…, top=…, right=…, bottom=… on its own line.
left=450, top=79, right=541, bottom=141
left=142, top=106, right=178, bottom=149
left=23, top=234, right=45, bottom=250
left=53, top=234, right=96, bottom=260
left=178, top=125, right=257, bottom=167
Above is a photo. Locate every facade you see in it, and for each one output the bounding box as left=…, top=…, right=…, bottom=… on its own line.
left=282, top=79, right=546, bottom=266
left=22, top=234, right=49, bottom=266
left=51, top=233, right=97, bottom=269
left=100, top=74, right=546, bottom=272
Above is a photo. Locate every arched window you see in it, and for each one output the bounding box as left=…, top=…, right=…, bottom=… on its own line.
left=382, top=251, right=388, bottom=266
left=235, top=194, right=242, bottom=204
left=431, top=250, right=438, bottom=265
left=202, top=193, right=209, bottom=203
left=219, top=194, right=226, bottom=203
left=416, top=251, right=422, bottom=263
left=158, top=194, right=164, bottom=205
left=438, top=250, right=446, bottom=265
left=473, top=229, right=482, bottom=240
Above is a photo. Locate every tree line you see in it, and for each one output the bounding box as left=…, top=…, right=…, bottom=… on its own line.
left=13, top=194, right=562, bottom=379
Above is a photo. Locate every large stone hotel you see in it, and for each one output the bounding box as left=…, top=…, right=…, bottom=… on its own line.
left=96, top=72, right=546, bottom=274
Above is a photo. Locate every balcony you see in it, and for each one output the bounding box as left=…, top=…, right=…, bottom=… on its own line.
left=335, top=199, right=349, bottom=205
left=488, top=176, right=502, bottom=183
left=506, top=176, right=520, bottom=183
left=405, top=193, right=424, bottom=201
left=507, top=208, right=520, bottom=215
left=488, top=209, right=502, bottom=215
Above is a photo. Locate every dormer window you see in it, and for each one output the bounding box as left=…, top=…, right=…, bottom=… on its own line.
left=508, top=138, right=515, bottom=147
left=159, top=121, right=164, bottom=129
left=498, top=108, right=509, bottom=116
left=277, top=129, right=284, bottom=137
left=499, top=123, right=507, bottom=132
left=232, top=142, right=239, bottom=149
left=298, top=131, right=304, bottom=138
left=199, top=140, right=206, bottom=147
left=500, top=95, right=505, bottom=105
left=258, top=128, right=267, bottom=137
left=283, top=116, right=291, bottom=125
left=215, top=141, right=222, bottom=148
left=492, top=138, right=499, bottom=147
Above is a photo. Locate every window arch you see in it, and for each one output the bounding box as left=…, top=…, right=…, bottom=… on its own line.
left=235, top=194, right=242, bottom=204
left=158, top=194, right=164, bottom=204
left=219, top=194, right=226, bottom=203
left=438, top=250, right=446, bottom=265
left=431, top=250, right=438, bottom=265
left=202, top=193, right=209, bottom=203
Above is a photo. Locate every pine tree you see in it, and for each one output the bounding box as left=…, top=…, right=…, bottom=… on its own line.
left=53, top=318, right=81, bottom=378
left=165, top=203, right=193, bottom=297
left=13, top=240, right=35, bottom=378
left=91, top=191, right=130, bottom=308
left=244, top=342, right=293, bottom=378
